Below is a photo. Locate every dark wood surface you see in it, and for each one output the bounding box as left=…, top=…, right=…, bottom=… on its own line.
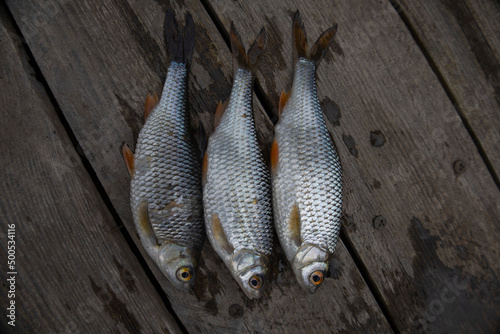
left=1, top=0, right=499, bottom=333
left=393, top=0, right=500, bottom=183
left=0, top=6, right=182, bottom=334
left=205, top=0, right=500, bottom=332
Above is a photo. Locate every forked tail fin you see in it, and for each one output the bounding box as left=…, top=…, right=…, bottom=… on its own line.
left=229, top=22, right=267, bottom=76
left=293, top=10, right=337, bottom=66
left=164, top=10, right=195, bottom=67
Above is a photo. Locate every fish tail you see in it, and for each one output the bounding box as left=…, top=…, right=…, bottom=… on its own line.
left=229, top=22, right=267, bottom=76
left=164, top=10, right=195, bottom=67
left=293, top=10, right=337, bottom=66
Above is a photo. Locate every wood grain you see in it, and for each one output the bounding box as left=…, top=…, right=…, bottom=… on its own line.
left=393, top=0, right=500, bottom=183
left=5, top=0, right=392, bottom=332
left=205, top=0, right=500, bottom=332
left=0, top=7, right=182, bottom=334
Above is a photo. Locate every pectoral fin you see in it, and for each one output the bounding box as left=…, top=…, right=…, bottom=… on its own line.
left=288, top=203, right=301, bottom=247
left=138, top=201, right=159, bottom=246
left=211, top=214, right=234, bottom=254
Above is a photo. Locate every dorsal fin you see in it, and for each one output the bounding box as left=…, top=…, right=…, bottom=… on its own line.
left=194, top=120, right=207, bottom=159
left=202, top=151, right=208, bottom=187
left=270, top=139, right=279, bottom=175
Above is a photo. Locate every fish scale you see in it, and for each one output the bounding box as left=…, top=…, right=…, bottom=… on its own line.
left=274, top=58, right=342, bottom=283
left=203, top=24, right=271, bottom=299
left=131, top=61, right=204, bottom=248
left=271, top=11, right=342, bottom=293
left=123, top=10, right=203, bottom=290
left=280, top=63, right=341, bottom=252
left=204, top=68, right=273, bottom=255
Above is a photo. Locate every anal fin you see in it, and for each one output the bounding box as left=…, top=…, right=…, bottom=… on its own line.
left=144, top=93, right=159, bottom=121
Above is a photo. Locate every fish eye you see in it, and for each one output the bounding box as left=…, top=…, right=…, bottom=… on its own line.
left=176, top=267, right=193, bottom=282
left=309, top=271, right=324, bottom=285
left=248, top=275, right=263, bottom=289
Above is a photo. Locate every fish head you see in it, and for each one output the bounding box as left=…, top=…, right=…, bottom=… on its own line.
left=230, top=249, right=267, bottom=299
left=157, top=243, right=198, bottom=290
left=292, top=244, right=330, bottom=293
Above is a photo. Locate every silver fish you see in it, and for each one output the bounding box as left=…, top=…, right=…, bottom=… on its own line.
left=202, top=24, right=272, bottom=299
left=271, top=11, right=342, bottom=293
left=122, top=10, right=204, bottom=290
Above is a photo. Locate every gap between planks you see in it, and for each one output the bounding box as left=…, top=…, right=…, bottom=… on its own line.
left=388, top=0, right=500, bottom=192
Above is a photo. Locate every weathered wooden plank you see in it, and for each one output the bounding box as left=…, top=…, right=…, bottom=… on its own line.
left=0, top=7, right=182, bottom=334
left=205, top=0, right=500, bottom=332
left=458, top=0, right=500, bottom=60
left=6, top=0, right=393, bottom=332
left=393, top=0, right=500, bottom=180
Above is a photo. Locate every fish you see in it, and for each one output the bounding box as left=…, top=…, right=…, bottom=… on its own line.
left=270, top=11, right=342, bottom=293
left=121, top=10, right=204, bottom=290
left=202, top=23, right=272, bottom=299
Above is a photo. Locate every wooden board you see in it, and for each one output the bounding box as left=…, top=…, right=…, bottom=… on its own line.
left=0, top=7, right=182, bottom=334
left=392, top=0, right=500, bottom=183
left=5, top=0, right=393, bottom=332
left=204, top=0, right=500, bottom=332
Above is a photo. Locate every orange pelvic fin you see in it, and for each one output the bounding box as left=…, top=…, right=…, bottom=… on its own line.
left=121, top=143, right=135, bottom=177
left=214, top=100, right=228, bottom=128
left=278, top=90, right=291, bottom=117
